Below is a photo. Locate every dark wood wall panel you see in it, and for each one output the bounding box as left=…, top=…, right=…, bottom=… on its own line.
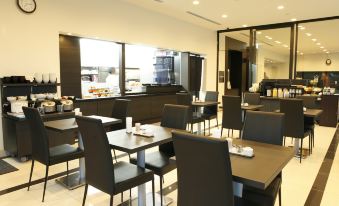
left=59, top=35, right=82, bottom=98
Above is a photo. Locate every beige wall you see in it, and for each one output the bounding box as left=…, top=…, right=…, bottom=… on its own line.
left=297, top=52, right=339, bottom=71
left=0, top=0, right=217, bottom=153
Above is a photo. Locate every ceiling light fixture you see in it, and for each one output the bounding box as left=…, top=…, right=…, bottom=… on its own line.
left=274, top=41, right=281, bottom=44
left=265, top=35, right=272, bottom=40
left=222, top=14, right=228, bottom=18
left=326, top=51, right=330, bottom=54
left=277, top=5, right=284, bottom=10
left=316, top=43, right=321, bottom=45
left=300, top=27, right=305, bottom=30
left=291, top=18, right=297, bottom=21
left=306, top=33, right=312, bottom=36
left=242, top=24, right=248, bottom=27
left=283, top=44, right=288, bottom=48
left=323, top=49, right=327, bottom=52
left=192, top=0, right=199, bottom=5
left=257, top=31, right=262, bottom=34
left=67, top=33, right=72, bottom=35
left=311, top=38, right=317, bottom=42
left=300, top=52, right=304, bottom=55
left=320, top=46, right=324, bottom=49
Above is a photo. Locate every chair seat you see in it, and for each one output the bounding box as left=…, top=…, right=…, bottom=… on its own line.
left=130, top=151, right=176, bottom=176
left=49, top=144, right=83, bottom=165
left=114, top=161, right=154, bottom=193
left=242, top=177, right=281, bottom=206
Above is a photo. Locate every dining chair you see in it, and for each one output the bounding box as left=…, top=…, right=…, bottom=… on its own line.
left=202, top=91, right=219, bottom=134
left=111, top=99, right=131, bottom=162
left=76, top=116, right=155, bottom=206
left=23, top=107, right=84, bottom=202
left=296, top=95, right=317, bottom=148
left=172, top=131, right=257, bottom=206
left=242, top=111, right=285, bottom=206
left=243, top=92, right=260, bottom=105
left=176, top=93, right=205, bottom=134
left=221, top=95, right=243, bottom=138
left=280, top=98, right=312, bottom=163
left=130, top=104, right=189, bottom=206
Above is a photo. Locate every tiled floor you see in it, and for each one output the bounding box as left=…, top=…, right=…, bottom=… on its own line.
left=0, top=117, right=337, bottom=206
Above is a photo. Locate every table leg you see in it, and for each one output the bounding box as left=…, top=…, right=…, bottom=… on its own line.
left=137, top=150, right=147, bottom=206
left=55, top=131, right=86, bottom=190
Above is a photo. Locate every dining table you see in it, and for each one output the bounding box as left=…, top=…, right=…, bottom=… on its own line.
left=107, top=124, right=176, bottom=206
left=107, top=124, right=294, bottom=204
left=44, top=115, right=122, bottom=189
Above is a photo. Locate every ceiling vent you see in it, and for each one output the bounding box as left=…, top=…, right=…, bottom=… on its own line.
left=186, top=11, right=221, bottom=25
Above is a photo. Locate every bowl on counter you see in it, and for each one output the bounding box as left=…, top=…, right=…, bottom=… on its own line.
left=6, top=96, right=17, bottom=102
left=17, top=96, right=27, bottom=100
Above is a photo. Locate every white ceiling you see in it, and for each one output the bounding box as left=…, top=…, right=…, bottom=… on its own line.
left=122, top=0, right=339, bottom=55
left=121, top=0, right=339, bottom=30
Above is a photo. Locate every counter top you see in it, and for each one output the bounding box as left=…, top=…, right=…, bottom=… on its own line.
left=76, top=92, right=181, bottom=102
left=3, top=111, right=75, bottom=121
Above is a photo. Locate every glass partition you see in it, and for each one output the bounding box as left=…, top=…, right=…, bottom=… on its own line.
left=296, top=19, right=339, bottom=89
left=79, top=38, right=121, bottom=98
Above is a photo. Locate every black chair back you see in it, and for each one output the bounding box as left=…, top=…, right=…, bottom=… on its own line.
left=280, top=99, right=304, bottom=138
left=176, top=93, right=193, bottom=122
left=244, top=92, right=260, bottom=105
left=112, top=99, right=131, bottom=128
left=172, top=131, right=234, bottom=206
left=159, top=104, right=189, bottom=157
left=296, top=95, right=317, bottom=109
left=222, top=95, right=242, bottom=130
left=243, top=111, right=284, bottom=146
left=76, top=116, right=115, bottom=194
left=203, top=91, right=218, bottom=115
left=23, top=107, right=50, bottom=164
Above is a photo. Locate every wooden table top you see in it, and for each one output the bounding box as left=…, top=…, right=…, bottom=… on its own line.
left=275, top=109, right=323, bottom=118
left=241, top=104, right=264, bottom=111
left=44, top=115, right=122, bottom=132
left=191, top=101, right=219, bottom=107
left=230, top=139, right=294, bottom=190
left=107, top=124, right=178, bottom=153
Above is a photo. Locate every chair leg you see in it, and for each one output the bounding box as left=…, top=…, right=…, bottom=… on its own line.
left=113, top=149, right=118, bottom=163
left=232, top=129, right=234, bottom=137
left=300, top=139, right=303, bottom=163
left=228, top=129, right=230, bottom=137
left=160, top=176, right=163, bottom=206
left=110, top=195, right=114, bottom=206
left=191, top=123, right=193, bottom=133
left=27, top=160, right=34, bottom=191
left=221, top=128, right=223, bottom=137
left=42, top=165, right=49, bottom=202
left=130, top=188, right=132, bottom=200
left=203, top=121, right=205, bottom=136
left=279, top=187, right=282, bottom=206
left=121, top=192, right=123, bottom=202
left=216, top=118, right=219, bottom=128
left=82, top=184, right=88, bottom=206
left=208, top=119, right=211, bottom=135
left=66, top=161, right=69, bottom=181
left=312, top=129, right=315, bottom=147
left=152, top=179, right=155, bottom=206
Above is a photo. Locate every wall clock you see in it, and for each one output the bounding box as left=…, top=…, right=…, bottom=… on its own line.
left=325, top=59, right=332, bottom=66
left=17, top=0, right=37, bottom=14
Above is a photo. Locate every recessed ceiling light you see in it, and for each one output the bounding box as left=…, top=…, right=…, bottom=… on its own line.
left=326, top=51, right=330, bottom=54
left=242, top=24, right=248, bottom=27
left=192, top=0, right=199, bottom=5
left=265, top=36, right=272, bottom=40
left=222, top=14, right=228, bottom=18
left=316, top=43, right=321, bottom=45
left=257, top=31, right=262, bottom=34
left=277, top=5, right=284, bottom=10
left=320, top=46, right=324, bottom=49
left=291, top=18, right=297, bottom=21
left=323, top=49, right=327, bottom=52
left=300, top=27, right=305, bottom=30
left=274, top=41, right=281, bottom=44
left=306, top=33, right=312, bottom=36
left=282, top=44, right=288, bottom=47
left=67, top=33, right=72, bottom=35
left=311, top=38, right=317, bottom=42
left=300, top=52, right=304, bottom=55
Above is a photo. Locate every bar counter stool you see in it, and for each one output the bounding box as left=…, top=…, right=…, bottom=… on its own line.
left=221, top=95, right=243, bottom=138
left=242, top=111, right=285, bottom=206
left=130, top=104, right=189, bottom=206
left=23, top=107, right=84, bottom=202
left=76, top=116, right=155, bottom=206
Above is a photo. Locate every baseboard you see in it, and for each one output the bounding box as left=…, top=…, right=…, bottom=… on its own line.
left=0, top=150, right=7, bottom=159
